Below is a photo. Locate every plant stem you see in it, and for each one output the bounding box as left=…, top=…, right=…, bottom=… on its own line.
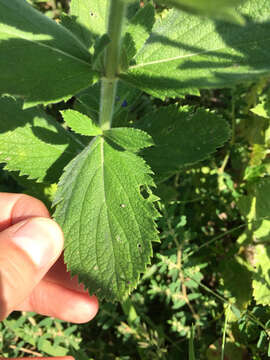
left=221, top=306, right=230, bottom=360
left=99, top=0, right=126, bottom=130
left=99, top=78, right=118, bottom=130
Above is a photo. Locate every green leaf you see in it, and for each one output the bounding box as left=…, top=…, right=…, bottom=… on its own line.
left=66, top=0, right=108, bottom=47
left=66, top=0, right=140, bottom=49
left=0, top=96, right=82, bottom=182
left=60, top=13, right=93, bottom=51
left=53, top=135, right=159, bottom=301
left=61, top=109, right=102, bottom=136
left=0, top=0, right=95, bottom=107
left=136, top=106, right=231, bottom=180
left=121, top=0, right=270, bottom=99
left=219, top=255, right=253, bottom=310
left=251, top=94, right=270, bottom=119
left=103, top=127, right=154, bottom=152
left=238, top=178, right=270, bottom=243
left=92, top=34, right=110, bottom=72
left=122, top=3, right=155, bottom=64
left=156, top=0, right=245, bottom=24
left=253, top=244, right=270, bottom=306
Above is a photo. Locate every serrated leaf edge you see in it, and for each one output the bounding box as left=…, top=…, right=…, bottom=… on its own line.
left=53, top=136, right=160, bottom=302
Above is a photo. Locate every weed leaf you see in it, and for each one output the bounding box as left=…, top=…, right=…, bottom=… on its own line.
left=92, top=34, right=110, bottom=72
left=0, top=96, right=82, bottom=182
left=253, top=244, right=270, bottom=306
left=61, top=109, right=102, bottom=136
left=122, top=3, right=155, bottom=64
left=121, top=0, right=270, bottom=99
left=238, top=178, right=270, bottom=243
left=157, top=0, right=245, bottom=24
left=218, top=256, right=253, bottom=310
left=237, top=178, right=270, bottom=305
left=103, top=127, right=154, bottom=152
left=0, top=0, right=95, bottom=107
left=67, top=0, right=108, bottom=46
left=53, top=134, right=159, bottom=301
left=136, top=106, right=231, bottom=180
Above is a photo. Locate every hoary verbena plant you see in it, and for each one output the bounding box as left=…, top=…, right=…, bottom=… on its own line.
left=0, top=0, right=270, bottom=302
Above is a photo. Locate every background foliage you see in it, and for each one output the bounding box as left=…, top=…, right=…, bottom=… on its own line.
left=1, top=0, right=270, bottom=359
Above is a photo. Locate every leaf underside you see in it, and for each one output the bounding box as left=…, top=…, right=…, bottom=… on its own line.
left=53, top=132, right=159, bottom=302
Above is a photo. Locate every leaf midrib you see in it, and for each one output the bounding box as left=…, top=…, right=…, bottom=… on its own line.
left=100, top=136, right=118, bottom=291
left=129, top=34, right=270, bottom=70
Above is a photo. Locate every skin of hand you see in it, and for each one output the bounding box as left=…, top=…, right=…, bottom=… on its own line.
left=0, top=193, right=99, bottom=323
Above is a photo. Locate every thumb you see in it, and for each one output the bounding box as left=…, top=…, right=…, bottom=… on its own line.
left=0, top=217, right=63, bottom=320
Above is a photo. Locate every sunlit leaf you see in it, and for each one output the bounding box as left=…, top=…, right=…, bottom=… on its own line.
left=53, top=129, right=159, bottom=301
left=0, top=96, right=82, bottom=182
left=121, top=0, right=270, bottom=99
left=0, top=0, right=95, bottom=107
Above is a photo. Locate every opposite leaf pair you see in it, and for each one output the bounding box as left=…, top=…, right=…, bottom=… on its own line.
left=0, top=95, right=231, bottom=300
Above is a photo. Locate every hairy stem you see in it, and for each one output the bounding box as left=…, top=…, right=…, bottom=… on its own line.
left=99, top=0, right=126, bottom=130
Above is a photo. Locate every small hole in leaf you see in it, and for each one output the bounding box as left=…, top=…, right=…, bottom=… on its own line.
left=90, top=12, right=94, bottom=16
left=120, top=204, right=126, bottom=208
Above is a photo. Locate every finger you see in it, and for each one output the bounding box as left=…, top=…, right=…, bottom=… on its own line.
left=16, top=280, right=99, bottom=324
left=0, top=194, right=86, bottom=293
left=45, top=254, right=86, bottom=293
left=0, top=217, right=63, bottom=320
left=0, top=193, right=50, bottom=231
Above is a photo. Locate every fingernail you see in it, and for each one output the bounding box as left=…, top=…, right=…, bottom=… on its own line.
left=11, top=217, right=63, bottom=268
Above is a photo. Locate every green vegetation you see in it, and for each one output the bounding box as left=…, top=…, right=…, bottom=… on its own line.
left=1, top=0, right=270, bottom=358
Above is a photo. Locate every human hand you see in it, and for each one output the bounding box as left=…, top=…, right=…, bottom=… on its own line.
left=0, top=193, right=98, bottom=323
